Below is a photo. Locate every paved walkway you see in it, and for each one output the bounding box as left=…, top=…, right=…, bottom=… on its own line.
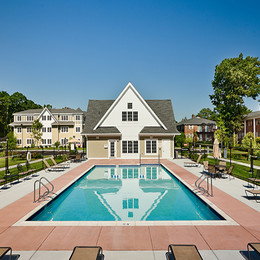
left=0, top=158, right=259, bottom=259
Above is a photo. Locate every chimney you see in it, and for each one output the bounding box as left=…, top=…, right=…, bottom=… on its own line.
left=192, top=114, right=195, bottom=118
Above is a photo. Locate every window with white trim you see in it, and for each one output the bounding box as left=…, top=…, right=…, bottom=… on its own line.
left=61, top=138, right=68, bottom=145
left=146, top=140, right=157, bottom=154
left=146, top=167, right=158, bottom=179
left=27, top=127, right=32, bottom=133
left=61, top=115, right=68, bottom=121
left=122, top=168, right=139, bottom=179
left=42, top=139, right=46, bottom=145
left=189, top=125, right=193, bottom=129
left=42, top=115, right=46, bottom=120
left=42, top=127, right=46, bottom=132
left=27, top=139, right=34, bottom=145
left=122, top=141, right=138, bottom=153
left=47, top=127, right=51, bottom=132
left=27, top=116, right=33, bottom=121
left=47, top=139, right=52, bottom=145
left=61, top=126, right=69, bottom=132
left=76, top=115, right=80, bottom=120
left=17, top=116, right=21, bottom=121
left=122, top=111, right=138, bottom=122
left=17, top=127, right=22, bottom=133
left=47, top=115, right=52, bottom=121
left=17, top=139, right=22, bottom=145
left=76, top=127, right=80, bottom=132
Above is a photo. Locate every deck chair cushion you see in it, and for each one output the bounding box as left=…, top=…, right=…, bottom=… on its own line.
left=168, top=244, right=203, bottom=260
left=69, top=246, right=103, bottom=260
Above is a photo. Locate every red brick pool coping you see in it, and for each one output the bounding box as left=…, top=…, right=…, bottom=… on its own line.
left=0, top=159, right=259, bottom=251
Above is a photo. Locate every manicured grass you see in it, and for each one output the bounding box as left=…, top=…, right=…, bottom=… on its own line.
left=0, top=156, right=67, bottom=184
left=203, top=157, right=258, bottom=184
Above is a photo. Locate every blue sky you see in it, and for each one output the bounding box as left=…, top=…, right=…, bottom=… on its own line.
left=0, top=0, right=259, bottom=121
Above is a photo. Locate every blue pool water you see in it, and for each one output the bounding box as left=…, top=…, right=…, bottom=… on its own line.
left=28, top=165, right=224, bottom=221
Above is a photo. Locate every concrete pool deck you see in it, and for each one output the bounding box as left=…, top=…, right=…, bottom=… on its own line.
left=0, top=158, right=259, bottom=259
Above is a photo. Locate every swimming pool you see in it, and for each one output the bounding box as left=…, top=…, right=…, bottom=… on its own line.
left=28, top=165, right=224, bottom=222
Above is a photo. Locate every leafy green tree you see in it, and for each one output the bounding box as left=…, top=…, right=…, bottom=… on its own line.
left=7, top=131, right=17, bottom=150
left=55, top=141, right=60, bottom=149
left=31, top=119, right=43, bottom=147
left=196, top=108, right=217, bottom=121
left=44, top=104, right=52, bottom=109
left=175, top=132, right=186, bottom=147
left=0, top=91, right=42, bottom=137
left=241, top=132, right=258, bottom=149
left=214, top=117, right=229, bottom=147
left=210, top=54, right=260, bottom=135
left=0, top=91, right=10, bottom=136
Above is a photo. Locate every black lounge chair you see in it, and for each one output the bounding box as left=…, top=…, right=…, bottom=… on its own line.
left=247, top=242, right=260, bottom=260
left=167, top=244, right=203, bottom=260
left=69, top=246, right=104, bottom=260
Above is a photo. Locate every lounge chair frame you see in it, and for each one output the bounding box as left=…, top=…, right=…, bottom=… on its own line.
left=69, top=246, right=103, bottom=260
left=0, top=247, right=12, bottom=260
left=184, top=154, right=202, bottom=167
left=167, top=244, right=203, bottom=260
left=247, top=242, right=260, bottom=260
left=43, top=159, right=64, bottom=172
left=245, top=189, right=260, bottom=203
left=248, top=169, right=260, bottom=188
left=50, top=157, right=70, bottom=169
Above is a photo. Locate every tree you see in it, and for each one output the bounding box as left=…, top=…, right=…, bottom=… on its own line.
left=175, top=132, right=186, bottom=147
left=7, top=131, right=17, bottom=150
left=0, top=91, right=10, bottom=136
left=31, top=119, right=43, bottom=147
left=0, top=91, right=42, bottom=137
left=210, top=53, right=260, bottom=135
left=241, top=132, right=257, bottom=149
left=214, top=116, right=229, bottom=147
left=196, top=108, right=217, bottom=121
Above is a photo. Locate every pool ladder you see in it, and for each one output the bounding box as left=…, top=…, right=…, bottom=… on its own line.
left=195, top=173, right=213, bottom=196
left=34, top=177, right=55, bottom=202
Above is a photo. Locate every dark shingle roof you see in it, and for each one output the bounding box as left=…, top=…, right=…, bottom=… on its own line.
left=177, top=117, right=216, bottom=126
left=82, top=100, right=120, bottom=134
left=140, top=100, right=178, bottom=134
left=82, top=99, right=179, bottom=135
left=14, top=108, right=83, bottom=115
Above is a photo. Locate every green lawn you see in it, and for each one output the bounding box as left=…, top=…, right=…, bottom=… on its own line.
left=203, top=157, right=258, bottom=184
left=0, top=156, right=67, bottom=184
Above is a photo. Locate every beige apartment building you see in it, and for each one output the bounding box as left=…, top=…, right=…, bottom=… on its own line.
left=10, top=107, right=84, bottom=147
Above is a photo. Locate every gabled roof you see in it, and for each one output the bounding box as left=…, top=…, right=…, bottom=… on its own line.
left=93, top=82, right=167, bottom=131
left=37, top=107, right=58, bottom=123
left=82, top=99, right=179, bottom=135
left=140, top=100, right=178, bottom=134
left=82, top=100, right=121, bottom=135
left=177, top=117, right=216, bottom=126
left=13, top=107, right=84, bottom=115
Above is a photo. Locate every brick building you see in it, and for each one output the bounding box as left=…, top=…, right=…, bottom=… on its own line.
left=238, top=110, right=260, bottom=141
left=177, top=116, right=217, bottom=142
